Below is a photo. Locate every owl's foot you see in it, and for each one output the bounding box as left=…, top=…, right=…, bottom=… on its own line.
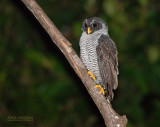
left=95, top=85, right=105, bottom=95
left=88, top=71, right=96, bottom=81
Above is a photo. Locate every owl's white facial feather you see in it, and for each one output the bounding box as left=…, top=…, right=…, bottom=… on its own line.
left=82, top=25, right=108, bottom=38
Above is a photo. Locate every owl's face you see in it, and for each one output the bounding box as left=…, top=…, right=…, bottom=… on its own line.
left=82, top=17, right=108, bottom=35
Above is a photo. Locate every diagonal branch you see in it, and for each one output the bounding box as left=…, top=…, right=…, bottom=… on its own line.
left=21, top=0, right=127, bottom=126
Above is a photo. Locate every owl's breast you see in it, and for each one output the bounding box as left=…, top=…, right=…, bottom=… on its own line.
left=79, top=33, right=102, bottom=83
left=80, top=34, right=98, bottom=67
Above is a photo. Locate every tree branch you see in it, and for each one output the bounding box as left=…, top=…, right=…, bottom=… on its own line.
left=21, top=0, right=127, bottom=126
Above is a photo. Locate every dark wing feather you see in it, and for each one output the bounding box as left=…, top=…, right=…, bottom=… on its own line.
left=96, top=35, right=118, bottom=100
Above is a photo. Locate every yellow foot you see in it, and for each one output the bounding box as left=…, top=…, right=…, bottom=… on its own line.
left=88, top=71, right=96, bottom=81
left=94, top=85, right=105, bottom=95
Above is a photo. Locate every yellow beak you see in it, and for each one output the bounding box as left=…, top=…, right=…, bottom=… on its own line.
left=87, top=27, right=92, bottom=34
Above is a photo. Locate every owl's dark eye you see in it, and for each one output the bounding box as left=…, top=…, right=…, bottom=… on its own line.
left=84, top=23, right=87, bottom=28
left=92, top=23, right=98, bottom=28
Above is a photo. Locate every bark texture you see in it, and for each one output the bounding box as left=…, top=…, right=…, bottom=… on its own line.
left=21, top=0, right=127, bottom=126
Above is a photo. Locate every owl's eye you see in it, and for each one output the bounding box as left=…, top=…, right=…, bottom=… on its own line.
left=84, top=23, right=87, bottom=28
left=92, top=23, right=98, bottom=28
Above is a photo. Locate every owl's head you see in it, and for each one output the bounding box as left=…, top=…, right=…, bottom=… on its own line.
left=82, top=17, right=108, bottom=35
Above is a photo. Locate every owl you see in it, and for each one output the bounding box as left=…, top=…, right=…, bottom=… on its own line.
left=79, top=17, right=119, bottom=101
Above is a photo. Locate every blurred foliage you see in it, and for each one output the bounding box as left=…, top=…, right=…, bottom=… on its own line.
left=0, top=0, right=160, bottom=127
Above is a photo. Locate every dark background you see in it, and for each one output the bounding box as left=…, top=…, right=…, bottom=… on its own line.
left=1, top=0, right=160, bottom=127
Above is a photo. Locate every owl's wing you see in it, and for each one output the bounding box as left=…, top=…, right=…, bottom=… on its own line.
left=96, top=34, right=118, bottom=100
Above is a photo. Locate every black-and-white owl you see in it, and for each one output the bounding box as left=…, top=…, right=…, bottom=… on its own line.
left=79, top=17, right=119, bottom=101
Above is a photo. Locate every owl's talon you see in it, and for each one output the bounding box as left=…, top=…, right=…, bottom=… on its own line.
left=95, top=85, right=105, bottom=95
left=88, top=71, right=96, bottom=81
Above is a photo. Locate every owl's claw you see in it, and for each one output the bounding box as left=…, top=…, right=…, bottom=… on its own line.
left=88, top=71, right=105, bottom=95
left=88, top=71, right=96, bottom=81
left=95, top=85, right=105, bottom=95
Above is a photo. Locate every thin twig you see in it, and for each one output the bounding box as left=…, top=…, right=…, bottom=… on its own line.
left=21, top=0, right=127, bottom=126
